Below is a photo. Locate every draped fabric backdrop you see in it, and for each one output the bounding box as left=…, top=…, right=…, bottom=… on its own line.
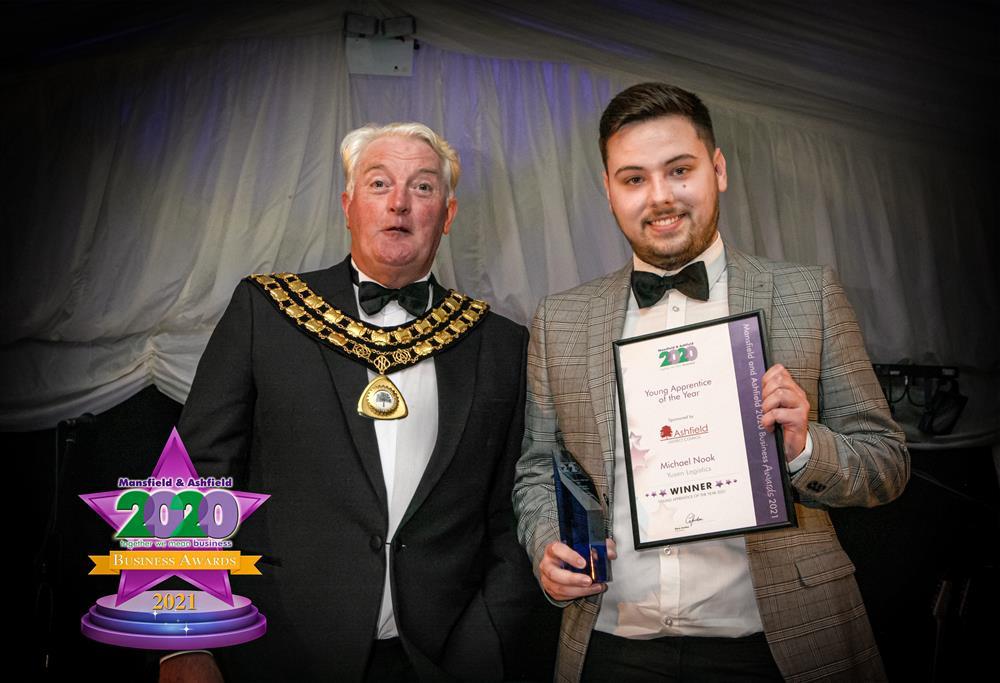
left=2, top=0, right=997, bottom=437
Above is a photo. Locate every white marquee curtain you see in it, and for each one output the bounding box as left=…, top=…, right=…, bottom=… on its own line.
left=2, top=0, right=996, bottom=433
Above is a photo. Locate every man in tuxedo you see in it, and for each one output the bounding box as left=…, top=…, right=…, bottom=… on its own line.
left=513, top=83, right=909, bottom=682
left=161, top=123, right=551, bottom=681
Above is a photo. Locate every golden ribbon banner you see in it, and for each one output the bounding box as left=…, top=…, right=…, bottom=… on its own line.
left=88, top=551, right=262, bottom=575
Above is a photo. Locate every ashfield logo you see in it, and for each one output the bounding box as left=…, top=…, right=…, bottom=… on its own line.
left=659, top=423, right=709, bottom=440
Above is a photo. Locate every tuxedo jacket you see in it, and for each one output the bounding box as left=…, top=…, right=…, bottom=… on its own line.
left=179, top=257, right=546, bottom=681
left=513, top=247, right=910, bottom=682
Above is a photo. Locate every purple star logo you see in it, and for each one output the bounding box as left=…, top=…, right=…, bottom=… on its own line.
left=80, top=428, right=268, bottom=606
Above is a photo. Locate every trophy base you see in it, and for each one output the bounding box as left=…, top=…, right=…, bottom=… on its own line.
left=80, top=591, right=267, bottom=649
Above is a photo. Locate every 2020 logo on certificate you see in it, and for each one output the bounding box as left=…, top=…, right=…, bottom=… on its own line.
left=613, top=311, right=796, bottom=549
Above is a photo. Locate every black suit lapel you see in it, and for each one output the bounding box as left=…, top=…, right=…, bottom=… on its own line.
left=396, top=322, right=481, bottom=531
left=311, top=258, right=388, bottom=510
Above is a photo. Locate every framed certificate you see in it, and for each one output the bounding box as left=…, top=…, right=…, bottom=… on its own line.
left=613, top=310, right=796, bottom=549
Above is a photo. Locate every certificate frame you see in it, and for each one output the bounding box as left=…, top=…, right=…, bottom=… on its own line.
left=613, top=310, right=796, bottom=549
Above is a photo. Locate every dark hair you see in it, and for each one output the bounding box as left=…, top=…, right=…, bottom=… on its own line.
left=599, top=82, right=716, bottom=166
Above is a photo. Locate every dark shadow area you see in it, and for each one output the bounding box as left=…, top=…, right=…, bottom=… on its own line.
left=832, top=447, right=999, bottom=682
left=21, top=385, right=182, bottom=680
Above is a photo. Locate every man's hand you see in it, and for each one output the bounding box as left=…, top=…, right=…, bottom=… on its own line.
left=159, top=653, right=223, bottom=683
left=539, top=539, right=617, bottom=601
left=760, top=363, right=810, bottom=462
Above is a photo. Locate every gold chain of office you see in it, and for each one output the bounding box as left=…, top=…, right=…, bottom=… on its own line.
left=247, top=272, right=490, bottom=375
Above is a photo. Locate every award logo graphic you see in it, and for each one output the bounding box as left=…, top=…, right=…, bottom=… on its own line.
left=79, top=428, right=269, bottom=649
left=656, top=342, right=698, bottom=368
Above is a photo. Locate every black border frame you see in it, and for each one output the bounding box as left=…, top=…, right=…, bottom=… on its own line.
left=612, top=309, right=797, bottom=549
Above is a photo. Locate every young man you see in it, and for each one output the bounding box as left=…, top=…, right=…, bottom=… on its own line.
left=514, top=83, right=908, bottom=682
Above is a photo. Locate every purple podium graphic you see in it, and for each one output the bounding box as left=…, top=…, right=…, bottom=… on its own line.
left=79, top=428, right=269, bottom=649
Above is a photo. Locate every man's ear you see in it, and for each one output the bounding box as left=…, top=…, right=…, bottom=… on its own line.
left=442, top=197, right=457, bottom=235
left=713, top=148, right=728, bottom=193
left=341, top=190, right=352, bottom=229
left=602, top=171, right=612, bottom=211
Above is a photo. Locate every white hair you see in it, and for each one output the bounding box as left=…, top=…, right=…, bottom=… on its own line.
left=340, top=122, right=461, bottom=199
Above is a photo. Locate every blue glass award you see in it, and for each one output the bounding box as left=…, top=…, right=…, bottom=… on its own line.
left=552, top=449, right=611, bottom=583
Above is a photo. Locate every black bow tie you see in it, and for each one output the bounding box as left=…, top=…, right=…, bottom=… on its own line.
left=352, top=268, right=439, bottom=317
left=630, top=261, right=710, bottom=307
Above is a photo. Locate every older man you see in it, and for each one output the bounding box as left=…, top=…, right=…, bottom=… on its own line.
left=514, top=83, right=909, bottom=682
left=162, top=123, right=549, bottom=681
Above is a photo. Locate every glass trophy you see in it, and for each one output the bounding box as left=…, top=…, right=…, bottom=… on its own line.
left=552, top=448, right=611, bottom=583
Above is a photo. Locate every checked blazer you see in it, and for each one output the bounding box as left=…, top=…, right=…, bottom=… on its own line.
left=513, top=246, right=909, bottom=682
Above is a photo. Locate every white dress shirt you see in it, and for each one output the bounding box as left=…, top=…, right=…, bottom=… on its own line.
left=352, top=260, right=438, bottom=640
left=596, top=234, right=769, bottom=639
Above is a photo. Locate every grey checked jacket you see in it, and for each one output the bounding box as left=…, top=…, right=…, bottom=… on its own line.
left=513, top=246, right=909, bottom=682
